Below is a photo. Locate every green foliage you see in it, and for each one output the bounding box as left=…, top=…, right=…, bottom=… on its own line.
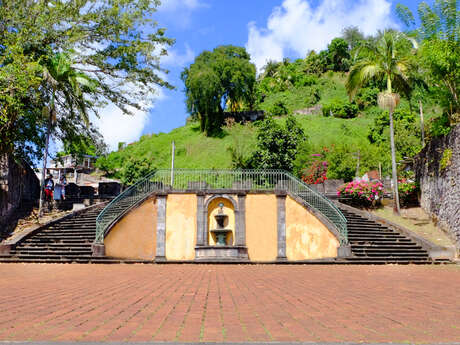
left=341, top=26, right=366, bottom=50
left=267, top=100, right=290, bottom=117
left=301, top=160, right=328, bottom=185
left=440, top=148, right=453, bottom=171
left=0, top=0, right=173, bottom=161
left=368, top=108, right=422, bottom=159
left=346, top=31, right=417, bottom=99
left=228, top=123, right=257, bottom=169
left=250, top=115, right=307, bottom=171
left=430, top=113, right=453, bottom=137
left=398, top=180, right=419, bottom=207
left=304, top=51, right=326, bottom=75
left=326, top=38, right=350, bottom=72
left=120, top=157, right=155, bottom=186
left=397, top=0, right=459, bottom=116
left=259, top=86, right=320, bottom=115
left=419, top=39, right=459, bottom=116
left=395, top=4, right=416, bottom=27
left=322, top=99, right=358, bottom=118
left=354, top=87, right=379, bottom=109
left=181, top=45, right=256, bottom=135
left=326, top=146, right=357, bottom=182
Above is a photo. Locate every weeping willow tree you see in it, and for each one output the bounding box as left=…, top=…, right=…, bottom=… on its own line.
left=346, top=31, right=418, bottom=214
left=181, top=45, right=256, bottom=136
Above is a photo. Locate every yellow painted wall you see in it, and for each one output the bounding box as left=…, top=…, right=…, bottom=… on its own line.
left=245, top=194, right=278, bottom=261
left=105, top=197, right=156, bottom=260
left=104, top=192, right=339, bottom=262
left=207, top=197, right=235, bottom=245
left=165, top=194, right=197, bottom=260
left=285, top=196, right=339, bottom=260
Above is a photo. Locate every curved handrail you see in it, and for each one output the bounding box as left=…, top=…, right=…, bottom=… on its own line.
left=95, top=169, right=347, bottom=244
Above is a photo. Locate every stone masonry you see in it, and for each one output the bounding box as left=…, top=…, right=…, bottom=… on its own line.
left=414, top=124, right=460, bottom=249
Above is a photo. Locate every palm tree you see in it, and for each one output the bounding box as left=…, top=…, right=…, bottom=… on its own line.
left=346, top=31, right=417, bottom=215
left=39, top=53, right=96, bottom=216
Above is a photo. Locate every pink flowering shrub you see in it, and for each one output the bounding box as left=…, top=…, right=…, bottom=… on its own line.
left=337, top=180, right=385, bottom=208
left=398, top=179, right=419, bottom=207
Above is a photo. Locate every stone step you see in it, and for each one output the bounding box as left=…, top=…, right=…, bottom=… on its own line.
left=347, top=229, right=397, bottom=234
left=348, top=235, right=408, bottom=240
left=17, top=243, right=92, bottom=248
left=35, top=232, right=95, bottom=236
left=352, top=252, right=429, bottom=257
left=352, top=244, right=421, bottom=249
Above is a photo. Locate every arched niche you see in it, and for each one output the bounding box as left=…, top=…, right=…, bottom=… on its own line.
left=207, top=197, right=235, bottom=245
left=202, top=194, right=239, bottom=246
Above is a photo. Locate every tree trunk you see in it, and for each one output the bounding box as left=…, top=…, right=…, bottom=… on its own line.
left=38, top=118, right=51, bottom=217
left=419, top=100, right=425, bottom=145
left=389, top=109, right=400, bottom=215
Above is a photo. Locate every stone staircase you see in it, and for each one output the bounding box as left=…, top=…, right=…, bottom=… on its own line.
left=340, top=207, right=449, bottom=264
left=0, top=205, right=119, bottom=263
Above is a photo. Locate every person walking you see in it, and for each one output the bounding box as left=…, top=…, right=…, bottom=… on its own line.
left=44, top=174, right=54, bottom=204
left=59, top=174, right=67, bottom=200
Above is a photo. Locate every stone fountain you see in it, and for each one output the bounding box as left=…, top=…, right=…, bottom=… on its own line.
left=210, top=202, right=232, bottom=245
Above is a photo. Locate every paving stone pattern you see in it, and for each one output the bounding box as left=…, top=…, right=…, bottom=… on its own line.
left=0, top=264, right=459, bottom=343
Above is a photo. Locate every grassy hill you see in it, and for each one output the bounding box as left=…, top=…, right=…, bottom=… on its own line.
left=97, top=72, right=434, bottom=182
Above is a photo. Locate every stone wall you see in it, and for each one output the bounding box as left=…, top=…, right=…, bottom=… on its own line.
left=0, top=154, right=40, bottom=237
left=414, top=125, right=460, bottom=248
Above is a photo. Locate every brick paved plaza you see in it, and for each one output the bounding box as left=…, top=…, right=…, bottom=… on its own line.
left=0, top=264, right=459, bottom=343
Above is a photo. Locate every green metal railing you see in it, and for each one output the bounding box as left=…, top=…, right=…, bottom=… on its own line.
left=95, top=169, right=348, bottom=244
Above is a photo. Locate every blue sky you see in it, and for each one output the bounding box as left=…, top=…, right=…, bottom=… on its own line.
left=94, top=0, right=422, bottom=151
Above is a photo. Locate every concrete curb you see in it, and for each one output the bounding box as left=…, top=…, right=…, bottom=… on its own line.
left=336, top=201, right=457, bottom=260
left=0, top=202, right=107, bottom=255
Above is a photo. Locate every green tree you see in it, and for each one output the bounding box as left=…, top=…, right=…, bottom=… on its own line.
left=397, top=0, right=459, bottom=121
left=39, top=52, right=97, bottom=215
left=326, top=38, right=351, bottom=72
left=346, top=30, right=417, bottom=214
left=181, top=45, right=256, bottom=135
left=304, top=51, right=325, bottom=75
left=250, top=115, right=307, bottom=171
left=341, top=26, right=365, bottom=50
left=368, top=108, right=422, bottom=160
left=0, top=0, right=174, bottom=161
left=120, top=157, right=155, bottom=185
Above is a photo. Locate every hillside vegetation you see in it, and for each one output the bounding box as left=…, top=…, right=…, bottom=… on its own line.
left=97, top=2, right=460, bottom=185
left=96, top=72, right=437, bottom=184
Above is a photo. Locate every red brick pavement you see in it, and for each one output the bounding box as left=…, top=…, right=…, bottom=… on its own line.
left=0, top=264, right=459, bottom=343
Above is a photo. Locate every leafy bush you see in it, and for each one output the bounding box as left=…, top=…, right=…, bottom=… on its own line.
left=398, top=180, right=419, bottom=208
left=440, top=148, right=453, bottom=172
left=325, top=146, right=356, bottom=181
left=337, top=180, right=385, bottom=208
left=250, top=115, right=307, bottom=171
left=429, top=113, right=452, bottom=138
left=368, top=108, right=422, bottom=159
left=267, top=100, right=290, bottom=116
left=120, top=157, right=155, bottom=185
left=302, top=159, right=328, bottom=184
left=322, top=99, right=358, bottom=118
left=354, top=87, right=379, bottom=109
left=294, top=74, right=318, bottom=88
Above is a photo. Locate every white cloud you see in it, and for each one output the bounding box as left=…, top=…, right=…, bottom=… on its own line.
left=246, top=0, right=398, bottom=72
left=91, top=87, right=164, bottom=152
left=161, top=44, right=195, bottom=68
